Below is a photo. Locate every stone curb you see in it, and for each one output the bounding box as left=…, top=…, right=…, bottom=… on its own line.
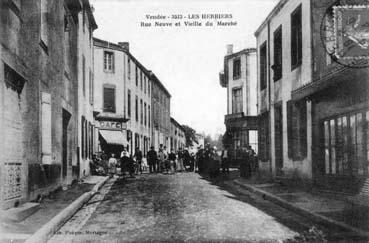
left=232, top=180, right=369, bottom=239
left=25, top=176, right=109, bottom=243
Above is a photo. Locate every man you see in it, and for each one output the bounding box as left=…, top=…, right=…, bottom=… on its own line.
left=134, top=147, right=143, bottom=175
left=169, top=149, right=177, bottom=173
left=147, top=146, right=157, bottom=173
left=177, top=148, right=184, bottom=172
left=163, top=146, right=170, bottom=173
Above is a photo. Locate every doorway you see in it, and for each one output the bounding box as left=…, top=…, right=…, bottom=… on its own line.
left=274, top=104, right=283, bottom=174
left=62, top=109, right=71, bottom=179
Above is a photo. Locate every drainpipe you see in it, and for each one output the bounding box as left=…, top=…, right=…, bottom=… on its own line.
left=267, top=20, right=272, bottom=174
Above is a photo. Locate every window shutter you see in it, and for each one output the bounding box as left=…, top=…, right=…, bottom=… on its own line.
left=287, top=101, right=293, bottom=159
left=299, top=101, right=307, bottom=158
left=103, top=87, right=115, bottom=113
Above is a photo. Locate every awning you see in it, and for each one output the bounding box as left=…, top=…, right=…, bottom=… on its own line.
left=99, top=130, right=127, bottom=146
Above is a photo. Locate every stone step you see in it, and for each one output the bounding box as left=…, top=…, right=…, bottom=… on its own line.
left=0, top=202, right=40, bottom=222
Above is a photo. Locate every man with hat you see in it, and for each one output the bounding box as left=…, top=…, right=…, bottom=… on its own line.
left=147, top=146, right=157, bottom=173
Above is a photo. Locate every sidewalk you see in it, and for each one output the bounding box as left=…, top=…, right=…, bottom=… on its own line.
left=232, top=177, right=369, bottom=238
left=0, top=176, right=107, bottom=243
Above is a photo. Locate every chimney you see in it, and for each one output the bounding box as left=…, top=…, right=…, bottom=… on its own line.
left=226, top=44, right=233, bottom=55
left=118, top=42, right=129, bottom=51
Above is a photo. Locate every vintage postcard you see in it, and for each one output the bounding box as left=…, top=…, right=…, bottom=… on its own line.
left=0, top=0, right=369, bottom=242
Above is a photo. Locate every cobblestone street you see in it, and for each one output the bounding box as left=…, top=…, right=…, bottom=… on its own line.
left=47, top=172, right=338, bottom=243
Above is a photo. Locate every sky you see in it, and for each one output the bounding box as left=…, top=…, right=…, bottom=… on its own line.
left=91, top=0, right=278, bottom=138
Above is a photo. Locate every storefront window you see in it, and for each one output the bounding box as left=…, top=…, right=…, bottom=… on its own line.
left=330, top=119, right=336, bottom=174
left=324, top=121, right=330, bottom=174
left=324, top=111, right=367, bottom=176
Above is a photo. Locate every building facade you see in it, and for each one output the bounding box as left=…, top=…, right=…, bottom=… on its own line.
left=292, top=0, right=369, bottom=193
left=255, top=0, right=313, bottom=178
left=220, top=46, right=258, bottom=161
left=77, top=0, right=97, bottom=178
left=170, top=117, right=186, bottom=152
left=93, top=38, right=152, bottom=157
left=150, top=73, right=171, bottom=151
left=0, top=0, right=86, bottom=209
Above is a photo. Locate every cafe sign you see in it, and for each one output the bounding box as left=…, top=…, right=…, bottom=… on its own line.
left=99, top=121, right=126, bottom=130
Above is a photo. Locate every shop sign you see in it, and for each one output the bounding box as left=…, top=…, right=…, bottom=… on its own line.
left=99, top=121, right=126, bottom=130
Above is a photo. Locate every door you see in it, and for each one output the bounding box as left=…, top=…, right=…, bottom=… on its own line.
left=275, top=105, right=283, bottom=174
left=62, top=109, right=71, bottom=179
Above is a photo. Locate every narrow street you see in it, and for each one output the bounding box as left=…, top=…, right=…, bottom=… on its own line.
left=48, top=172, right=351, bottom=243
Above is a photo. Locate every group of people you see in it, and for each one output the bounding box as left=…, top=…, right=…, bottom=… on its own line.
left=147, top=145, right=195, bottom=174
left=91, top=144, right=198, bottom=178
left=238, top=145, right=257, bottom=178
left=91, top=143, right=258, bottom=180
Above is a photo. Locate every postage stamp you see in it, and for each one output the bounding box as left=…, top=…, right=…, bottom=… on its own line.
left=333, top=5, right=369, bottom=60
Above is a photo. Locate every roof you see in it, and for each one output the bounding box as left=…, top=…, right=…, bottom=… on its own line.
left=222, top=48, right=257, bottom=86
left=82, top=0, right=98, bottom=30
left=254, top=0, right=288, bottom=37
left=148, top=72, right=171, bottom=98
left=170, top=117, right=184, bottom=131
left=93, top=37, right=171, bottom=98
left=93, top=37, right=151, bottom=77
left=224, top=48, right=256, bottom=61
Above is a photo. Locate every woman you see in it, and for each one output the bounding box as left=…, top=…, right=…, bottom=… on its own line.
left=108, top=153, right=117, bottom=178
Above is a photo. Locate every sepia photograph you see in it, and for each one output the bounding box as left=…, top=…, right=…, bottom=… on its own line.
left=1, top=0, right=369, bottom=242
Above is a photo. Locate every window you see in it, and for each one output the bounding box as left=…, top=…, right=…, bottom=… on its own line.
left=232, top=88, right=243, bottom=114
left=273, top=26, right=283, bottom=81
left=135, top=67, right=138, bottom=86
left=127, top=89, right=131, bottom=117
left=82, top=55, right=86, bottom=96
left=291, top=5, right=302, bottom=70
left=144, top=77, right=147, bottom=94
left=287, top=100, right=307, bottom=160
left=148, top=80, right=150, bottom=96
left=135, top=96, right=138, bottom=122
left=140, top=99, right=143, bottom=124
left=140, top=71, right=143, bottom=91
left=89, top=69, right=93, bottom=104
left=82, top=10, right=85, bottom=33
left=40, top=0, right=48, bottom=51
left=260, top=42, right=267, bottom=90
left=104, top=51, right=114, bottom=72
left=233, top=58, right=241, bottom=80
left=128, top=58, right=131, bottom=80
left=323, top=111, right=368, bottom=176
left=148, top=105, right=151, bottom=127
left=103, top=86, right=115, bottom=113
left=144, top=103, right=147, bottom=126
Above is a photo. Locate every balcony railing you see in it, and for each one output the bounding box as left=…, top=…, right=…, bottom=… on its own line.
left=225, top=112, right=244, bottom=121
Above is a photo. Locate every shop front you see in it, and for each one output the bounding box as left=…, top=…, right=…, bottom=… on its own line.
left=96, top=118, right=128, bottom=157
left=224, top=113, right=258, bottom=166
left=309, top=72, right=369, bottom=194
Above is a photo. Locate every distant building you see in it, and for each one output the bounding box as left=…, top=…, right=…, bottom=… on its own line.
left=219, top=45, right=258, bottom=161
left=170, top=118, right=186, bottom=151
left=0, top=0, right=90, bottom=209
left=93, top=38, right=152, bottom=157
left=150, top=73, right=171, bottom=151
